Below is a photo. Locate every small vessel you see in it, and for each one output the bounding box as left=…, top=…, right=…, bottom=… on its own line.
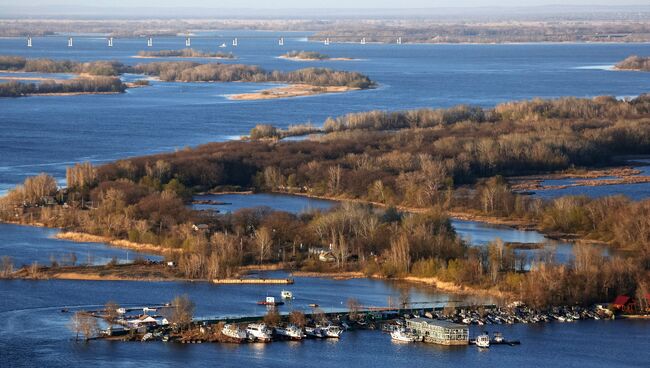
left=257, top=296, right=284, bottom=306
left=274, top=324, right=305, bottom=340
left=281, top=290, right=293, bottom=299
left=475, top=334, right=490, bottom=348
left=305, top=326, right=326, bottom=338
left=222, top=324, right=248, bottom=342
left=322, top=325, right=343, bottom=338
left=246, top=323, right=273, bottom=342
left=390, top=328, right=418, bottom=342
left=219, top=43, right=227, bottom=48
left=493, top=332, right=504, bottom=343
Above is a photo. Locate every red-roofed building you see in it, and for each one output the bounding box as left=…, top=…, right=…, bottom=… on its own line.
left=611, top=295, right=650, bottom=314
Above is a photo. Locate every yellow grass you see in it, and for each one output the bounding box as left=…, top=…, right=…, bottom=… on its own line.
left=55, top=231, right=178, bottom=255
left=228, top=84, right=359, bottom=100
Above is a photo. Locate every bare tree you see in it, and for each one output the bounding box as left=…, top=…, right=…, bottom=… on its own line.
left=263, top=309, right=281, bottom=327
left=254, top=227, right=273, bottom=265
left=104, top=301, right=121, bottom=325
left=165, top=295, right=195, bottom=330
left=68, top=312, right=99, bottom=341
left=347, top=298, right=361, bottom=321
left=289, top=310, right=306, bottom=327
left=0, top=256, right=14, bottom=278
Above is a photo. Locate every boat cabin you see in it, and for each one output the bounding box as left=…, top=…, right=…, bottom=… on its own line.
left=406, top=318, right=469, bottom=345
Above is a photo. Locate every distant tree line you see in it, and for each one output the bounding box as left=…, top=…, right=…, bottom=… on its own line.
left=137, top=48, right=235, bottom=59
left=0, top=55, right=374, bottom=89
left=0, top=77, right=127, bottom=97
left=282, top=51, right=330, bottom=60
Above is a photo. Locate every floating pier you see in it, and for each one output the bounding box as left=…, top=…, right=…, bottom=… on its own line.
left=212, top=278, right=294, bottom=285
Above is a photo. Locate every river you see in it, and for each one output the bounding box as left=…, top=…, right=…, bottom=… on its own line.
left=1, top=32, right=649, bottom=367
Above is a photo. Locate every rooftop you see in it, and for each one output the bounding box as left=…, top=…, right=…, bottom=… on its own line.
left=408, top=318, right=467, bottom=329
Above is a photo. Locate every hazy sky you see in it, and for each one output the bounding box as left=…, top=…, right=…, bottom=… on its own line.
left=3, top=0, right=648, bottom=8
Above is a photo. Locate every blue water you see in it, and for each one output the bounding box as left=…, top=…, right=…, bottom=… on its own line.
left=0, top=223, right=161, bottom=267
left=0, top=276, right=646, bottom=368
left=535, top=160, right=650, bottom=201
left=2, top=34, right=650, bottom=194
left=1, top=33, right=650, bottom=367
left=193, top=193, right=336, bottom=213
left=190, top=193, right=585, bottom=264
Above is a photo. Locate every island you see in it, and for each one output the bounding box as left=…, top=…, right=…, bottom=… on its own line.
left=279, top=51, right=355, bottom=61
left=135, top=48, right=236, bottom=59
left=1, top=94, right=649, bottom=316
left=0, top=55, right=374, bottom=98
left=615, top=55, right=650, bottom=72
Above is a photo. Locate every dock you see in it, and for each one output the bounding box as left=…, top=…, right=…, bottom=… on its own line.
left=212, top=278, right=294, bottom=285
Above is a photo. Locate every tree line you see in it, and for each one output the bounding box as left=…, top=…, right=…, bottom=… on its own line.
left=1, top=94, right=649, bottom=307
left=0, top=55, right=374, bottom=89
left=0, top=77, right=127, bottom=97
left=137, top=48, right=235, bottom=59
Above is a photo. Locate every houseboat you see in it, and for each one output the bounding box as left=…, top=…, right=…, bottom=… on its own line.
left=406, top=318, right=469, bottom=346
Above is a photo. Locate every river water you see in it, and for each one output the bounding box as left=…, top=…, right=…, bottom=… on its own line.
left=1, top=33, right=650, bottom=195
left=1, top=32, right=649, bottom=366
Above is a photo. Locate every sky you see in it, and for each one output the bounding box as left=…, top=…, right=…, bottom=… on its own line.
left=2, top=0, right=648, bottom=8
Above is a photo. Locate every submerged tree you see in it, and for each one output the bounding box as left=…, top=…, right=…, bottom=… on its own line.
left=68, top=312, right=100, bottom=341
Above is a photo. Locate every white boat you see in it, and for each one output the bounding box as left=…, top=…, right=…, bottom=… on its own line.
left=275, top=324, right=305, bottom=340
left=493, top=332, right=504, bottom=343
left=219, top=43, right=227, bottom=48
left=246, top=323, right=273, bottom=342
left=322, top=325, right=342, bottom=338
left=305, top=326, right=326, bottom=338
left=476, top=334, right=490, bottom=348
left=281, top=290, right=293, bottom=299
left=390, top=328, right=418, bottom=342
left=222, top=324, right=247, bottom=341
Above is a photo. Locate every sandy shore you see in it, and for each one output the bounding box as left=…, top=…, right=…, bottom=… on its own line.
left=55, top=231, right=178, bottom=256
left=228, top=84, right=359, bottom=100
left=402, top=276, right=512, bottom=300
left=278, top=56, right=357, bottom=62
left=291, top=271, right=366, bottom=279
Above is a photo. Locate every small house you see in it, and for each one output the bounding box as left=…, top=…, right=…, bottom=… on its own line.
left=127, top=315, right=159, bottom=328
left=611, top=294, right=650, bottom=314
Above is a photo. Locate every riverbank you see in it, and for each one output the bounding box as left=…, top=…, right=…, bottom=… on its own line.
left=278, top=55, right=357, bottom=62
left=228, top=84, right=360, bottom=100
left=55, top=231, right=177, bottom=256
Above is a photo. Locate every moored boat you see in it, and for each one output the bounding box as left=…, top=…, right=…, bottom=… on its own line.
left=390, top=328, right=419, bottom=342
left=222, top=324, right=248, bottom=342
left=476, top=333, right=490, bottom=348
left=246, top=323, right=273, bottom=342
left=275, top=324, right=305, bottom=340
left=322, top=325, right=343, bottom=338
